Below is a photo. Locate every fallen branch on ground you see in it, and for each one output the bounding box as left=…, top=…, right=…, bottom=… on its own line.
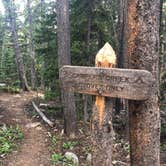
left=112, top=160, right=127, bottom=165
left=0, top=83, right=6, bottom=87
left=32, top=101, right=54, bottom=127
left=39, top=103, right=62, bottom=109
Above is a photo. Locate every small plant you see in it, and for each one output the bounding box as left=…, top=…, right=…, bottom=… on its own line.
left=62, top=141, right=78, bottom=150
left=62, top=157, right=73, bottom=166
left=51, top=153, right=74, bottom=165
left=0, top=125, right=24, bottom=155
left=51, top=136, right=57, bottom=146
left=51, top=153, right=64, bottom=164
left=161, top=143, right=166, bottom=151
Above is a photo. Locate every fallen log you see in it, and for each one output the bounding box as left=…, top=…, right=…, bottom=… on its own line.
left=39, top=103, right=63, bottom=109
left=0, top=83, right=6, bottom=87
left=32, top=101, right=54, bottom=127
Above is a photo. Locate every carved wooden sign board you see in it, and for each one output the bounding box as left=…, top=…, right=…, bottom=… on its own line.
left=60, top=66, right=153, bottom=100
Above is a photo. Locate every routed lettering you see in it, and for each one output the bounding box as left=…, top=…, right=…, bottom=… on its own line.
left=60, top=66, right=153, bottom=100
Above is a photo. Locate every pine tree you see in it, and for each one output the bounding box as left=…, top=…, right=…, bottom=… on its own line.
left=2, top=0, right=29, bottom=91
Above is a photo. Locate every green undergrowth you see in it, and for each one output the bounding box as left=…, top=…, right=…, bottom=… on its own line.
left=161, top=126, right=166, bottom=134
left=44, top=90, right=60, bottom=101
left=0, top=125, right=24, bottom=156
left=48, top=133, right=80, bottom=166
left=161, top=126, right=166, bottom=152
left=51, top=152, right=74, bottom=166
left=62, top=141, right=78, bottom=150
left=161, top=143, right=166, bottom=151
left=0, top=86, right=20, bottom=93
left=45, top=107, right=63, bottom=118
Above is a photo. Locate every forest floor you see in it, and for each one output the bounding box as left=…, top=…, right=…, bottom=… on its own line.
left=0, top=92, right=52, bottom=166
left=0, top=92, right=165, bottom=166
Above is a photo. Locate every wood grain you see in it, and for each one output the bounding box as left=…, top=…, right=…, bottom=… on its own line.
left=60, top=65, right=153, bottom=100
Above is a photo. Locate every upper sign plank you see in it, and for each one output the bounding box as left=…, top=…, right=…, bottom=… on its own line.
left=60, top=66, right=154, bottom=100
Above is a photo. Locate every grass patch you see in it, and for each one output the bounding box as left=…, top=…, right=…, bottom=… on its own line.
left=0, top=125, right=24, bottom=155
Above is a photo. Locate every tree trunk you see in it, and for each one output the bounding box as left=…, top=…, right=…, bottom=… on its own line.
left=87, top=15, right=92, bottom=65
left=117, top=0, right=126, bottom=69
left=83, top=95, right=88, bottom=122
left=127, top=0, right=161, bottom=165
left=159, top=0, right=164, bottom=73
left=116, top=0, right=128, bottom=113
left=40, top=0, right=45, bottom=90
left=27, top=0, right=37, bottom=90
left=6, top=0, right=29, bottom=91
left=40, top=61, right=45, bottom=90
left=83, top=13, right=92, bottom=122
left=116, top=0, right=129, bottom=139
left=57, top=0, right=77, bottom=137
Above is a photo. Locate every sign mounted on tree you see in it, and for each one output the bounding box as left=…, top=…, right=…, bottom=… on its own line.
left=60, top=66, right=153, bottom=100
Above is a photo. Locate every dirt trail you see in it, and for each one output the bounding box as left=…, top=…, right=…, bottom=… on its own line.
left=0, top=92, right=52, bottom=166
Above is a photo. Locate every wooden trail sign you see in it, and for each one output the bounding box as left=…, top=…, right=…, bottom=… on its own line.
left=60, top=66, right=153, bottom=100
left=59, top=42, right=154, bottom=165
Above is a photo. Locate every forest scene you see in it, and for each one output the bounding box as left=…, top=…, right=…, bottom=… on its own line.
left=0, top=0, right=166, bottom=165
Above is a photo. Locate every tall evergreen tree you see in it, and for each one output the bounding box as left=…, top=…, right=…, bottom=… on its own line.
left=34, top=1, right=58, bottom=95
left=27, top=0, right=37, bottom=90
left=57, top=0, right=77, bottom=136
left=127, top=0, right=161, bottom=165
left=3, top=0, right=29, bottom=91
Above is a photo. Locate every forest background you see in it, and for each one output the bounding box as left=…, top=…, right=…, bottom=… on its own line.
left=0, top=0, right=166, bottom=146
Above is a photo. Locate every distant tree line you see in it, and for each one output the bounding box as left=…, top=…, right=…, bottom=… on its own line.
left=0, top=0, right=165, bottom=118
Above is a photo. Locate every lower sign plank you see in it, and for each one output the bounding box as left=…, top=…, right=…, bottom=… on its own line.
left=59, top=66, right=154, bottom=100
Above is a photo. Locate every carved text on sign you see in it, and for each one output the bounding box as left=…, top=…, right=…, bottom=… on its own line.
left=60, top=66, right=153, bottom=100
left=69, top=83, right=124, bottom=93
left=62, top=71, right=146, bottom=85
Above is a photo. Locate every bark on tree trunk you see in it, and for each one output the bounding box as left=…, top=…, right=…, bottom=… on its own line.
left=87, top=16, right=92, bottom=65
left=116, top=0, right=128, bottom=113
left=57, top=0, right=77, bottom=137
left=159, top=0, right=164, bottom=73
left=117, top=0, right=124, bottom=68
left=27, top=0, right=37, bottom=90
left=83, top=13, right=92, bottom=122
left=41, top=61, right=45, bottom=90
left=116, top=0, right=129, bottom=139
left=83, top=95, right=88, bottom=122
left=7, top=1, right=29, bottom=91
left=40, top=0, right=45, bottom=90
left=127, top=0, right=161, bottom=165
